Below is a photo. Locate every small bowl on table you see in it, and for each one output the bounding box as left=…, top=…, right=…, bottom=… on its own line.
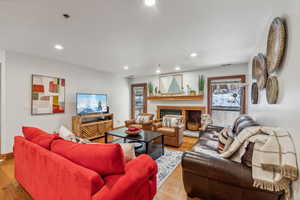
left=125, top=128, right=142, bottom=136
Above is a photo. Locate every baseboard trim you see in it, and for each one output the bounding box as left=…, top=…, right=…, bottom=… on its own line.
left=0, top=152, right=14, bottom=160
left=113, top=126, right=125, bottom=130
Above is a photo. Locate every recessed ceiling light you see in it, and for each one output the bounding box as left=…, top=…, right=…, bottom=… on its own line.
left=190, top=52, right=198, bottom=58
left=54, top=44, right=64, bottom=50
left=156, top=69, right=161, bottom=74
left=175, top=66, right=181, bottom=71
left=123, top=66, right=129, bottom=70
left=144, top=0, right=156, bottom=7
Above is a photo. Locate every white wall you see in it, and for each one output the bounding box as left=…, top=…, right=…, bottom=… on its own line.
left=0, top=49, right=6, bottom=154
left=248, top=0, right=300, bottom=199
left=1, top=52, right=130, bottom=153
left=130, top=64, right=248, bottom=123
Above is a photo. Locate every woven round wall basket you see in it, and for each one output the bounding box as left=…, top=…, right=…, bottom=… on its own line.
left=251, top=82, right=259, bottom=104
left=252, top=53, right=268, bottom=89
left=266, top=76, right=279, bottom=104
left=266, top=17, right=286, bottom=73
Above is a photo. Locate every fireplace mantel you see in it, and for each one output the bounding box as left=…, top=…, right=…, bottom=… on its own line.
left=147, top=95, right=203, bottom=101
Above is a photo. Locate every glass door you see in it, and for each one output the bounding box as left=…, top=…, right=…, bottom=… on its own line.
left=131, top=83, right=147, bottom=119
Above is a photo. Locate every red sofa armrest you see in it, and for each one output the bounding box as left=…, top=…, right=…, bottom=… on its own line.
left=93, top=155, right=157, bottom=200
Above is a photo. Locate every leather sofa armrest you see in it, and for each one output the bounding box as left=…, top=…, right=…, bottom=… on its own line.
left=125, top=119, right=135, bottom=127
left=174, top=124, right=185, bottom=132
left=153, top=122, right=162, bottom=131
left=142, top=120, right=153, bottom=125
left=142, top=121, right=153, bottom=131
left=182, top=151, right=253, bottom=189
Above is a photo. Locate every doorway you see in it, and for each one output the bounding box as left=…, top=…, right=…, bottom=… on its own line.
left=207, top=75, right=246, bottom=127
left=131, top=83, right=147, bottom=119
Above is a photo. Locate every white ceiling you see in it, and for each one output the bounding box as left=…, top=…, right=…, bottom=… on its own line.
left=0, top=0, right=274, bottom=76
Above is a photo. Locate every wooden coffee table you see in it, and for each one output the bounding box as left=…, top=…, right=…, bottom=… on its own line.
left=105, top=128, right=164, bottom=160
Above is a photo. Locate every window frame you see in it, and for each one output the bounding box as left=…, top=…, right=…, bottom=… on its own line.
left=207, top=75, right=246, bottom=115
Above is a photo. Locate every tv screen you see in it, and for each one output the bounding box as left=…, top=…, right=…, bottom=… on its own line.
left=76, top=93, right=108, bottom=115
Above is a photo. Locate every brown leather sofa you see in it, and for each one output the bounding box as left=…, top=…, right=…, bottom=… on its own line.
left=182, top=117, right=283, bottom=200
left=153, top=115, right=184, bottom=147
left=125, top=113, right=154, bottom=131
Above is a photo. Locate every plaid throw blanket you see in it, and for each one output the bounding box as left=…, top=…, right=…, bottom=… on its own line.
left=220, top=126, right=298, bottom=200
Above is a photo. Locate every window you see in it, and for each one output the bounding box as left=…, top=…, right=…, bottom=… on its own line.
left=208, top=75, right=246, bottom=127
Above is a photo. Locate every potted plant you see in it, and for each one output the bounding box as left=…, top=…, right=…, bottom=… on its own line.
left=198, top=75, right=205, bottom=95
left=148, top=82, right=154, bottom=96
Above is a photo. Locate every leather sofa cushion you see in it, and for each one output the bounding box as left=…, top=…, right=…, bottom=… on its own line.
left=200, top=132, right=219, bottom=141
left=182, top=151, right=254, bottom=189
left=193, top=139, right=219, bottom=152
left=157, top=127, right=176, bottom=137
left=51, top=139, right=125, bottom=176
left=22, top=126, right=59, bottom=150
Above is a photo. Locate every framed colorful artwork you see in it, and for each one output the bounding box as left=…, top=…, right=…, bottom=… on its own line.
left=31, top=75, right=65, bottom=115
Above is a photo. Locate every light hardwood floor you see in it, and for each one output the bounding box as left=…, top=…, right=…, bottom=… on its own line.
left=0, top=137, right=200, bottom=200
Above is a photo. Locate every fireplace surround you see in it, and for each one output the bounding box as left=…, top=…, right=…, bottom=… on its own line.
left=156, top=106, right=206, bottom=130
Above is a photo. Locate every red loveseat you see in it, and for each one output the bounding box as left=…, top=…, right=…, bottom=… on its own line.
left=14, top=135, right=157, bottom=200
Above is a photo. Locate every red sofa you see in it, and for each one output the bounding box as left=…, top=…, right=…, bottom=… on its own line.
left=14, top=135, right=157, bottom=200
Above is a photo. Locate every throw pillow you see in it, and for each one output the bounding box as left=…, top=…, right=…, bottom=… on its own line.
left=58, top=126, right=134, bottom=162
left=51, top=139, right=125, bottom=176
left=22, top=126, right=59, bottom=150
left=135, top=115, right=151, bottom=124
left=119, top=143, right=136, bottom=162
left=217, top=128, right=234, bottom=153
left=232, top=115, right=255, bottom=134
left=235, top=120, right=260, bottom=135
left=58, top=125, right=91, bottom=144
left=58, top=125, right=76, bottom=141
left=162, top=116, right=182, bottom=128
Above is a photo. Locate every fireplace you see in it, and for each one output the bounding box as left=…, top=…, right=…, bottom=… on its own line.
left=186, top=110, right=202, bottom=131
left=159, top=109, right=182, bottom=119
left=156, top=106, right=206, bottom=130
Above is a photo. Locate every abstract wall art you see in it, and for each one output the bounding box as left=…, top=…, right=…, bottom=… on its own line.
left=31, top=75, right=65, bottom=115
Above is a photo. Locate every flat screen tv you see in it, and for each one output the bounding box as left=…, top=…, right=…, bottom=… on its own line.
left=76, top=93, right=108, bottom=115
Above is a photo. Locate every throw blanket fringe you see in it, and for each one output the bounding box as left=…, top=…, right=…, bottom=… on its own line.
left=220, top=126, right=298, bottom=200
left=254, top=178, right=291, bottom=199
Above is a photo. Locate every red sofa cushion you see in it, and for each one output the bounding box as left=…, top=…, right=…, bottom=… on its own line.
left=51, top=139, right=125, bottom=176
left=22, top=126, right=59, bottom=150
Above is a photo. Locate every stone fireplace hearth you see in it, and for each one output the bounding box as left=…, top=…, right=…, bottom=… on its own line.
left=156, top=106, right=206, bottom=130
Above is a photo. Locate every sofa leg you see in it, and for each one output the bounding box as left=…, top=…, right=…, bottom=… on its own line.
left=187, top=193, right=195, bottom=198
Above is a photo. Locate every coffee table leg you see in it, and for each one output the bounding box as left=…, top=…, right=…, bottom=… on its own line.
left=145, top=142, right=149, bottom=154
left=105, top=132, right=108, bottom=143
left=161, top=135, right=165, bottom=155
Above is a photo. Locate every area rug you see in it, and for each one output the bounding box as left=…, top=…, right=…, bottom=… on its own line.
left=156, top=148, right=183, bottom=188
left=183, top=130, right=199, bottom=138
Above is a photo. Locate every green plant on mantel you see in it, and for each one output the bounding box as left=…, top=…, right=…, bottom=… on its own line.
left=148, top=82, right=154, bottom=96
left=198, top=75, right=205, bottom=95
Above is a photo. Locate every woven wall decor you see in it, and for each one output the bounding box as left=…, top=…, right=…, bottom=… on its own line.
left=252, top=53, right=268, bottom=89
left=266, top=76, right=279, bottom=104
left=251, top=82, right=259, bottom=104
left=266, top=17, right=286, bottom=73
